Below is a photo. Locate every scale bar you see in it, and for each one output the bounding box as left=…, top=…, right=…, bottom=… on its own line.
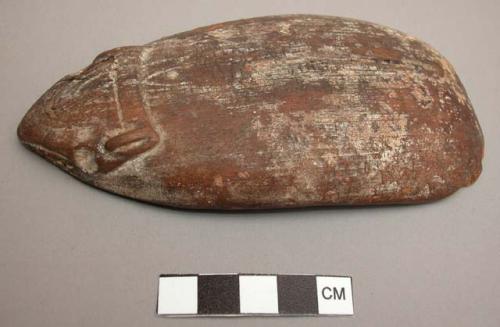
left=157, top=273, right=353, bottom=317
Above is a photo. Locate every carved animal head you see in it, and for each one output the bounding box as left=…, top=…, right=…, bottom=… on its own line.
left=17, top=47, right=159, bottom=179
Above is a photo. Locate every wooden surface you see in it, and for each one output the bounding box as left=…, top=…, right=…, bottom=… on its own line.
left=17, top=15, right=483, bottom=209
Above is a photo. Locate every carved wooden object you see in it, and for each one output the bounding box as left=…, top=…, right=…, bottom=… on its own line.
left=17, top=15, right=484, bottom=209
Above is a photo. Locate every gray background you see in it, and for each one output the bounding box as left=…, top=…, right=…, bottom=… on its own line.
left=1, top=0, right=499, bottom=326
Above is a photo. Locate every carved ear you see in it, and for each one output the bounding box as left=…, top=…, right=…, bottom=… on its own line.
left=95, top=127, right=159, bottom=173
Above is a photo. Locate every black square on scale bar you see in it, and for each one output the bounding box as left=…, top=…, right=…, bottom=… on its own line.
left=198, top=274, right=240, bottom=314
left=277, top=275, right=318, bottom=314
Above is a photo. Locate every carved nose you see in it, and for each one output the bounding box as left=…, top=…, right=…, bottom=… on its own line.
left=17, top=78, right=78, bottom=170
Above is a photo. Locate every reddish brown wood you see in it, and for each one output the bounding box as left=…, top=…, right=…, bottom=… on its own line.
left=17, top=15, right=484, bottom=209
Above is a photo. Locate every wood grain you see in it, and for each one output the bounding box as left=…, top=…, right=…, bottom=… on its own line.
left=17, top=15, right=484, bottom=209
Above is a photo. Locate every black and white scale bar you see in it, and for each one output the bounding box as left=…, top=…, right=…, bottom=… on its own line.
left=157, top=274, right=353, bottom=316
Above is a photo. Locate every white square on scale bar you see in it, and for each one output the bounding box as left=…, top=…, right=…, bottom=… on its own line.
left=157, top=276, right=198, bottom=315
left=316, top=276, right=353, bottom=315
left=239, top=275, right=279, bottom=314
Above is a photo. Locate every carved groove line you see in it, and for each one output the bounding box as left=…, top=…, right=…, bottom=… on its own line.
left=138, top=46, right=165, bottom=150
left=110, top=58, right=124, bottom=129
